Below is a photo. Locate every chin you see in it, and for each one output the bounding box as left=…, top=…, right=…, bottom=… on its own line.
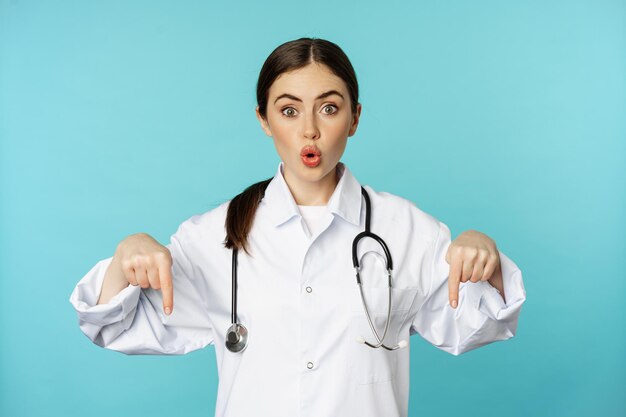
left=286, top=159, right=336, bottom=182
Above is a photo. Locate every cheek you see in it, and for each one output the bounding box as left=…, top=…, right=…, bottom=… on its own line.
left=267, top=114, right=292, bottom=138
left=270, top=127, right=293, bottom=152
left=324, top=117, right=352, bottom=140
left=269, top=125, right=296, bottom=159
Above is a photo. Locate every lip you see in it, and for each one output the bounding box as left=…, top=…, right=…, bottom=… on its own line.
left=301, top=154, right=321, bottom=167
left=300, top=145, right=322, bottom=168
left=300, top=145, right=321, bottom=157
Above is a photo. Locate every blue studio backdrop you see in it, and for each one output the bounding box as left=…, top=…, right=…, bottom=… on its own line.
left=0, top=1, right=624, bottom=416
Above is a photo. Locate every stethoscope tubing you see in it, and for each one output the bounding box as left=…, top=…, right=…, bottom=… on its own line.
left=227, top=186, right=402, bottom=353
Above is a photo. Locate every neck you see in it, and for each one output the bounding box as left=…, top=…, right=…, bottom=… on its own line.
left=283, top=164, right=339, bottom=206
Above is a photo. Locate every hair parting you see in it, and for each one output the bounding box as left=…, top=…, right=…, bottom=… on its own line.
left=223, top=37, right=359, bottom=256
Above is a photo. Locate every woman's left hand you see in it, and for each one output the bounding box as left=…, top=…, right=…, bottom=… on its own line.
left=445, top=230, right=501, bottom=309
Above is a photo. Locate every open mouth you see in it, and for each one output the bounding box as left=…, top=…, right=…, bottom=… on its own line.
left=301, top=146, right=321, bottom=167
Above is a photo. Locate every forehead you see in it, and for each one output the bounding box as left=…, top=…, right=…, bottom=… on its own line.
left=269, top=63, right=348, bottom=98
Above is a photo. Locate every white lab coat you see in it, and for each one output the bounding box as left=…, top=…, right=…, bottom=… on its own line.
left=69, top=161, right=526, bottom=417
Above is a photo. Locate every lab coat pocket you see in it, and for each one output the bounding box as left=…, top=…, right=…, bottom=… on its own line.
left=348, top=286, right=417, bottom=385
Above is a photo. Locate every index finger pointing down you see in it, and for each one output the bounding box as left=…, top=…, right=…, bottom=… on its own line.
left=448, top=256, right=462, bottom=309
left=158, top=262, right=174, bottom=315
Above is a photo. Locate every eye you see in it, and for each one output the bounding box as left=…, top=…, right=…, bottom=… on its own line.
left=322, top=104, right=338, bottom=115
left=281, top=107, right=298, bottom=118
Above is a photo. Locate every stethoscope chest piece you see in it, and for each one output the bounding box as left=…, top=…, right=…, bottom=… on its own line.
left=225, top=323, right=248, bottom=353
left=225, top=186, right=404, bottom=354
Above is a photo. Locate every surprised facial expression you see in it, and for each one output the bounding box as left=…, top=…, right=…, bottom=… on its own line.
left=256, top=62, right=361, bottom=187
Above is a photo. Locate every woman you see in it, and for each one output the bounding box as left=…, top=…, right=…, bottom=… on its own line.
left=69, top=37, right=526, bottom=417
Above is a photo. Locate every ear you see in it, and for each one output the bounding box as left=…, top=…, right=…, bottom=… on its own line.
left=348, top=103, right=362, bottom=137
left=256, top=106, right=273, bottom=137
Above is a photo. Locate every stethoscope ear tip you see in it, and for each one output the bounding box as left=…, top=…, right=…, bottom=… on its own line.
left=356, top=336, right=366, bottom=344
left=398, top=340, right=408, bottom=349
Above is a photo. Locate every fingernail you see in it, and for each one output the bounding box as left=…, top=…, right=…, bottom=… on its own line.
left=165, top=307, right=171, bottom=315
left=451, top=300, right=457, bottom=308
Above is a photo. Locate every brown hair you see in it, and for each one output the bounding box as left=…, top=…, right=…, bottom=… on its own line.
left=223, top=37, right=359, bottom=256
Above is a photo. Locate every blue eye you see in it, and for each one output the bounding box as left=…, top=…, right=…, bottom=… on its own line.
left=282, top=107, right=297, bottom=117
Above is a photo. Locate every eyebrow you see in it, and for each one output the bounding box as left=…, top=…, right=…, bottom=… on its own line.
left=273, top=90, right=344, bottom=104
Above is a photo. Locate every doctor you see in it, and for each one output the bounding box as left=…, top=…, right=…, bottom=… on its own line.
left=69, top=37, right=526, bottom=417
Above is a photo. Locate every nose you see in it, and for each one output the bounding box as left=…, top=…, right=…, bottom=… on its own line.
left=302, top=113, right=320, bottom=140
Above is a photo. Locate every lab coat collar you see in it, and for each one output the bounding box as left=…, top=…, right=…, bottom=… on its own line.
left=263, top=161, right=363, bottom=228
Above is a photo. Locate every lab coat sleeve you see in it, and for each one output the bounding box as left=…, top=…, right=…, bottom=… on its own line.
left=68, top=221, right=215, bottom=355
left=410, top=220, right=526, bottom=356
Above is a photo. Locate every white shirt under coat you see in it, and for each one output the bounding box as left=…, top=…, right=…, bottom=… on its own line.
left=69, top=161, right=527, bottom=417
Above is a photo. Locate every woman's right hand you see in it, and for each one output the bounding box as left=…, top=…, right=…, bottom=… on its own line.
left=115, top=233, right=174, bottom=315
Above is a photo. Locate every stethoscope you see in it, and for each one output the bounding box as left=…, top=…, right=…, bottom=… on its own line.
left=225, top=186, right=407, bottom=353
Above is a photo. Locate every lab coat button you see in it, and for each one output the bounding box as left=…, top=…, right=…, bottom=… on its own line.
left=307, top=362, right=314, bottom=369
left=306, top=286, right=313, bottom=293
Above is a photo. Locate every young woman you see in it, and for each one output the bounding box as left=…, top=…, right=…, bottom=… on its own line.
left=69, top=37, right=526, bottom=417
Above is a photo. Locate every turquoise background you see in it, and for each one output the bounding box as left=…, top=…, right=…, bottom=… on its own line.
left=1, top=1, right=624, bottom=416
